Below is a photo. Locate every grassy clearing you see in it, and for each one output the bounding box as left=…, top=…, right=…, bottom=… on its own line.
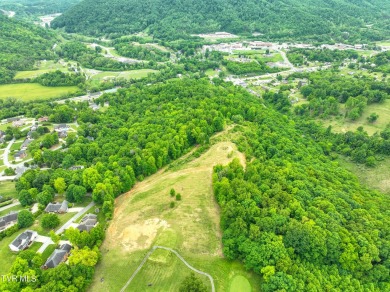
left=319, top=100, right=390, bottom=135
left=14, top=61, right=70, bottom=80
left=230, top=275, right=252, bottom=292
left=337, top=156, right=390, bottom=194
left=91, top=69, right=158, bottom=81
left=90, top=128, right=259, bottom=292
left=0, top=83, right=80, bottom=101
left=0, top=181, right=17, bottom=198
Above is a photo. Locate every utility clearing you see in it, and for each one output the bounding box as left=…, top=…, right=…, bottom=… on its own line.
left=90, top=128, right=260, bottom=291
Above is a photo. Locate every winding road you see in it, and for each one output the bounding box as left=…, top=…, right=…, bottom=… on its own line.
left=120, top=246, right=215, bottom=292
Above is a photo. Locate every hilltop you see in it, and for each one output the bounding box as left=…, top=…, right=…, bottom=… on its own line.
left=51, top=0, right=390, bottom=42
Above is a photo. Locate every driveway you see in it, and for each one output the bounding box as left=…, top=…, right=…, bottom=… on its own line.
left=36, top=235, right=54, bottom=254
left=55, top=201, right=95, bottom=235
left=0, top=201, right=20, bottom=212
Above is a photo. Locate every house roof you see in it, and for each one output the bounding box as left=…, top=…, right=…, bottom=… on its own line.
left=43, top=242, right=72, bottom=268
left=21, top=139, right=32, bottom=148
left=10, top=230, right=37, bottom=251
left=14, top=150, right=26, bottom=158
left=0, top=212, right=18, bottom=228
left=45, top=201, right=68, bottom=213
left=77, top=214, right=97, bottom=232
left=55, top=124, right=68, bottom=129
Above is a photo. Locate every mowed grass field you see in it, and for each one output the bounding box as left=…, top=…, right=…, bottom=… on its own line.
left=320, top=100, right=390, bottom=135
left=90, top=129, right=260, bottom=292
left=0, top=83, right=80, bottom=101
left=91, top=69, right=158, bottom=81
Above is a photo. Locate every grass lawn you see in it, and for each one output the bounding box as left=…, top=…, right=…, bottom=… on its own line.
left=0, top=123, right=13, bottom=131
left=91, top=69, right=158, bottom=81
left=0, top=205, right=26, bottom=217
left=319, top=100, right=390, bottom=135
left=229, top=275, right=252, bottom=292
left=10, top=140, right=23, bottom=151
left=0, top=181, right=17, bottom=198
left=31, top=212, right=76, bottom=236
left=337, top=156, right=390, bottom=194
left=0, top=83, right=80, bottom=101
left=90, top=129, right=260, bottom=292
left=41, top=244, right=56, bottom=260
left=0, top=230, right=42, bottom=275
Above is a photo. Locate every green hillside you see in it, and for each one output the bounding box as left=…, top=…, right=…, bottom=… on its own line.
left=0, top=0, right=81, bottom=18
left=52, top=0, right=390, bottom=42
left=0, top=15, right=57, bottom=83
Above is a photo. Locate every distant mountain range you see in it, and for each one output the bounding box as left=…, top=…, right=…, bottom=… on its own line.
left=51, top=0, right=390, bottom=42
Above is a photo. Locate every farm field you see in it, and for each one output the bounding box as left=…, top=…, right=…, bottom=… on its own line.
left=319, top=100, right=390, bottom=135
left=90, top=129, right=260, bottom=292
left=91, top=69, right=158, bottom=81
left=0, top=83, right=80, bottom=101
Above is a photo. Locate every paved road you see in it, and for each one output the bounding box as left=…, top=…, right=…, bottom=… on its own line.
left=0, top=201, right=20, bottom=213
left=55, top=201, right=95, bottom=235
left=3, top=138, right=15, bottom=168
left=120, top=246, right=215, bottom=292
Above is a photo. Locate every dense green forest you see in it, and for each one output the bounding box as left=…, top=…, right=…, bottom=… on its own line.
left=0, top=0, right=81, bottom=19
left=0, top=15, right=57, bottom=83
left=287, top=48, right=359, bottom=66
left=52, top=0, right=390, bottom=42
left=1, top=78, right=389, bottom=291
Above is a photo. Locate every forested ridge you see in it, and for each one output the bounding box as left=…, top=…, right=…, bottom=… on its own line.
left=1, top=78, right=389, bottom=290
left=52, top=0, right=390, bottom=42
left=0, top=15, right=57, bottom=83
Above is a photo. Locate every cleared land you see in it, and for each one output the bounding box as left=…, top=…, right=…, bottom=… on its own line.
left=338, top=156, right=390, bottom=194
left=0, top=83, right=80, bottom=101
left=90, top=128, right=260, bottom=292
left=14, top=61, right=71, bottom=80
left=320, top=100, right=390, bottom=135
left=91, top=69, right=158, bottom=81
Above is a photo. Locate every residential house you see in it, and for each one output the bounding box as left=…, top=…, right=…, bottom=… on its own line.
left=69, top=165, right=85, bottom=171
left=30, top=125, right=38, bottom=131
left=7, top=117, right=20, bottom=123
left=12, top=120, right=25, bottom=128
left=21, top=139, right=33, bottom=150
left=0, top=211, right=18, bottom=231
left=77, top=214, right=98, bottom=232
left=14, top=150, right=27, bottom=161
left=9, top=230, right=38, bottom=252
left=42, top=243, right=72, bottom=269
left=58, top=131, right=68, bottom=139
left=54, top=124, right=69, bottom=132
left=38, top=116, right=49, bottom=123
left=89, top=103, right=100, bottom=111
left=45, top=201, right=68, bottom=214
